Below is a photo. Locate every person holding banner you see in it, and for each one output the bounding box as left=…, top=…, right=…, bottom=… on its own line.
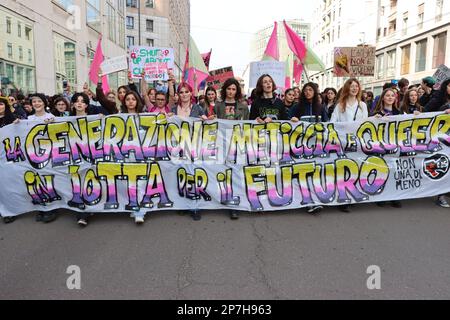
left=0, top=96, right=19, bottom=224
left=148, top=91, right=171, bottom=114
left=50, top=97, right=71, bottom=117
left=400, top=89, right=423, bottom=115
left=249, top=74, right=288, bottom=123
left=215, top=78, right=249, bottom=121
left=323, top=88, right=338, bottom=119
left=27, top=94, right=55, bottom=122
left=289, top=83, right=329, bottom=124
left=169, top=82, right=207, bottom=221
left=330, top=78, right=368, bottom=213
left=372, top=88, right=401, bottom=118
left=121, top=91, right=145, bottom=114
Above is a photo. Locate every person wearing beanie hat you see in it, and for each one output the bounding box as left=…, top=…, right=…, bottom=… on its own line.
left=28, top=94, right=54, bottom=122
left=419, top=76, right=437, bottom=107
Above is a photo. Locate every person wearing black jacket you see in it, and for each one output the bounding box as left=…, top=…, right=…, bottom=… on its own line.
left=290, top=83, right=329, bottom=123
left=249, top=75, right=288, bottom=122
left=0, top=96, right=18, bottom=224
left=419, top=76, right=437, bottom=108
left=424, top=78, right=450, bottom=113
left=289, top=83, right=328, bottom=215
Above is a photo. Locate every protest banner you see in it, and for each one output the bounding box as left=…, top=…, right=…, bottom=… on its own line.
left=249, top=61, right=285, bottom=88
left=129, top=46, right=175, bottom=81
left=432, top=65, right=450, bottom=90
left=334, top=47, right=376, bottom=77
left=1, top=113, right=449, bottom=217
left=205, top=67, right=234, bottom=90
left=100, top=55, right=128, bottom=75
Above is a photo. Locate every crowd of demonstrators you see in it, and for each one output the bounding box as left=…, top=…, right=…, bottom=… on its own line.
left=1, top=71, right=450, bottom=226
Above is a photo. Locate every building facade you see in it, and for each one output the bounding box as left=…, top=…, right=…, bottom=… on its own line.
left=0, top=0, right=128, bottom=95
left=309, top=0, right=378, bottom=90
left=364, top=0, right=450, bottom=95
left=125, top=0, right=190, bottom=82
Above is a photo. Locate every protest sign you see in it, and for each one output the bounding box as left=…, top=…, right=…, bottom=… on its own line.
left=100, top=55, right=128, bottom=75
left=249, top=61, right=285, bottom=88
left=205, top=67, right=234, bottom=90
left=432, top=65, right=450, bottom=90
left=1, top=113, right=449, bottom=217
left=334, top=47, right=376, bottom=77
left=129, top=46, right=175, bottom=81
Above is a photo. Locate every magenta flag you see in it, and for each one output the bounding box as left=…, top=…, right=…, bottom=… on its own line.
left=263, top=22, right=279, bottom=61
left=186, top=68, right=209, bottom=91
left=284, top=21, right=307, bottom=62
left=89, top=35, right=110, bottom=93
left=293, top=57, right=303, bottom=84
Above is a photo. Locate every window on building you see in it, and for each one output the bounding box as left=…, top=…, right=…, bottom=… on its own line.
left=118, top=15, right=125, bottom=48
left=6, top=17, right=11, bottom=34
left=376, top=54, right=384, bottom=79
left=25, top=26, right=32, bottom=41
left=402, top=13, right=408, bottom=36
left=18, top=22, right=22, bottom=37
left=55, top=0, right=74, bottom=10
left=86, top=0, right=101, bottom=31
left=146, top=38, right=154, bottom=46
left=19, top=46, right=23, bottom=61
left=417, top=3, right=424, bottom=29
left=146, top=0, right=154, bottom=8
left=415, top=39, right=427, bottom=72
left=126, top=0, right=137, bottom=7
left=127, top=36, right=135, bottom=47
left=126, top=16, right=134, bottom=29
left=146, top=19, right=154, bottom=32
left=387, top=49, right=396, bottom=77
left=6, top=64, right=14, bottom=83
left=17, top=67, right=24, bottom=89
left=433, top=32, right=447, bottom=68
left=7, top=43, right=13, bottom=59
left=436, top=0, right=443, bottom=22
left=107, top=2, right=116, bottom=42
left=400, top=45, right=410, bottom=75
left=53, top=34, right=77, bottom=93
left=28, top=49, right=32, bottom=64
left=388, top=19, right=396, bottom=35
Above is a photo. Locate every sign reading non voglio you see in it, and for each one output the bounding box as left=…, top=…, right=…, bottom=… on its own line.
left=0, top=113, right=449, bottom=217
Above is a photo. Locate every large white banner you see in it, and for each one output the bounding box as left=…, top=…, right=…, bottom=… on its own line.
left=0, top=113, right=449, bottom=217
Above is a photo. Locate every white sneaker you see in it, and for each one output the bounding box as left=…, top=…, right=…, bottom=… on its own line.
left=135, top=216, right=145, bottom=224
left=437, top=196, right=450, bottom=208
left=307, top=206, right=323, bottom=215
left=77, top=219, right=88, bottom=227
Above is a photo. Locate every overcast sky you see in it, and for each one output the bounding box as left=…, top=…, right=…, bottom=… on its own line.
left=190, top=0, right=315, bottom=78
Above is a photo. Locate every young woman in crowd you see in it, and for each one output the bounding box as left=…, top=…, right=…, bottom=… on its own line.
left=215, top=78, right=249, bottom=121
left=400, top=88, right=423, bottom=115
left=365, top=91, right=374, bottom=114
left=28, top=94, right=55, bottom=122
left=330, top=78, right=368, bottom=213
left=96, top=73, right=120, bottom=115
left=0, top=96, right=19, bottom=223
left=282, top=88, right=297, bottom=112
left=121, top=91, right=145, bottom=115
left=202, top=86, right=218, bottom=119
left=249, top=74, right=288, bottom=123
left=51, top=97, right=71, bottom=117
left=323, top=87, right=338, bottom=119
left=169, top=82, right=207, bottom=221
left=289, top=83, right=329, bottom=215
left=372, top=88, right=401, bottom=117
left=148, top=91, right=171, bottom=114
left=214, top=78, right=250, bottom=220
left=293, top=87, right=301, bottom=103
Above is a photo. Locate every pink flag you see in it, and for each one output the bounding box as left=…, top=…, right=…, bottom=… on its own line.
left=186, top=68, right=209, bottom=91
left=284, top=21, right=307, bottom=62
left=285, top=76, right=291, bottom=90
left=89, top=35, right=110, bottom=93
left=263, top=22, right=279, bottom=61
left=293, top=57, right=303, bottom=84
left=201, top=50, right=212, bottom=70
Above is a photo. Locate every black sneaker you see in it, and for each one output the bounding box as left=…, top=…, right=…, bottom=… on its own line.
left=36, top=212, right=44, bottom=222
left=42, top=212, right=57, bottom=223
left=391, top=201, right=402, bottom=208
left=376, top=202, right=386, bottom=207
left=307, top=206, right=323, bottom=215
left=339, top=205, right=351, bottom=213
left=230, top=210, right=240, bottom=220
left=191, top=210, right=202, bottom=221
left=3, top=217, right=16, bottom=224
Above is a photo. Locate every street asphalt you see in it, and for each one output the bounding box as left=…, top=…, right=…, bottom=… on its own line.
left=1, top=198, right=450, bottom=300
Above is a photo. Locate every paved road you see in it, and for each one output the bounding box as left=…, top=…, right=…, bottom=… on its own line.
left=1, top=198, right=450, bottom=300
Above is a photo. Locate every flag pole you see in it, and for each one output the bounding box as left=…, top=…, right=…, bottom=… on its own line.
left=301, top=61, right=310, bottom=83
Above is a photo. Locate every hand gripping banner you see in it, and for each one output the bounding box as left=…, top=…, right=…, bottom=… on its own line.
left=0, top=113, right=449, bottom=217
